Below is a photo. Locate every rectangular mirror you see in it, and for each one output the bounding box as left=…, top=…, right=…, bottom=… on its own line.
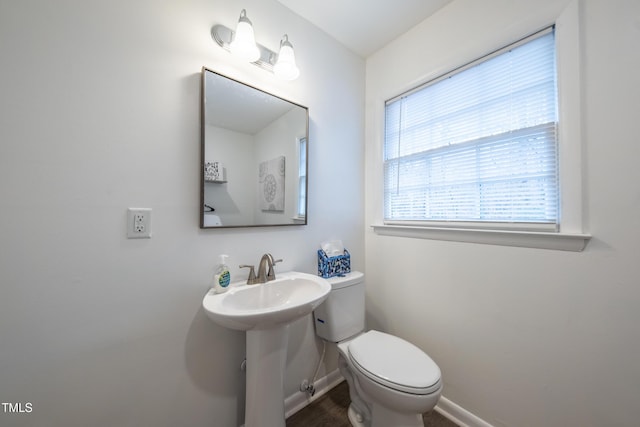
left=201, top=67, right=309, bottom=228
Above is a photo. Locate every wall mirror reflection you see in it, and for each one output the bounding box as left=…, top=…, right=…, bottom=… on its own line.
left=201, top=67, right=309, bottom=228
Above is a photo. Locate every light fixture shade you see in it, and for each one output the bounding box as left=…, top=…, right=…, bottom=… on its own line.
left=274, top=35, right=300, bottom=81
left=229, top=10, right=260, bottom=62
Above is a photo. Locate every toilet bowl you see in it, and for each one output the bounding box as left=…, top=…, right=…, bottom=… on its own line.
left=337, top=331, right=442, bottom=427
left=313, top=272, right=442, bottom=427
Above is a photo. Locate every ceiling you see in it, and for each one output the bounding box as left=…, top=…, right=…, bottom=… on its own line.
left=205, top=70, right=296, bottom=134
left=275, top=0, right=452, bottom=58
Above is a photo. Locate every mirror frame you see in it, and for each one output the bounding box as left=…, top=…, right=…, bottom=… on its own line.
left=200, top=67, right=309, bottom=228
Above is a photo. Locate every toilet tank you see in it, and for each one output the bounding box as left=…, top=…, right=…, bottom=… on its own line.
left=314, top=271, right=365, bottom=342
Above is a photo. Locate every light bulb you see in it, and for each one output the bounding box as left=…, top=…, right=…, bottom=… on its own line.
left=274, top=35, right=300, bottom=81
left=229, top=10, right=260, bottom=62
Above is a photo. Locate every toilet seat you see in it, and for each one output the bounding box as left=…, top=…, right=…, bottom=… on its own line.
left=348, top=330, right=441, bottom=395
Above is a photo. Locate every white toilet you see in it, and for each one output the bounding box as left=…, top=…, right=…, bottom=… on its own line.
left=314, top=271, right=442, bottom=427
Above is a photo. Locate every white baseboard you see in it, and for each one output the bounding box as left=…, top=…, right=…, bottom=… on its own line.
left=435, top=396, right=494, bottom=427
left=284, top=369, right=344, bottom=418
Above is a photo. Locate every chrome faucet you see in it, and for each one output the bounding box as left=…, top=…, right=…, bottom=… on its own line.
left=257, top=253, right=282, bottom=282
left=241, top=253, right=282, bottom=285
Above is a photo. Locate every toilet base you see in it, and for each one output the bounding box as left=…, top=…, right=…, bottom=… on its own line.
left=370, top=403, right=424, bottom=427
left=347, top=404, right=365, bottom=427
left=346, top=401, right=425, bottom=427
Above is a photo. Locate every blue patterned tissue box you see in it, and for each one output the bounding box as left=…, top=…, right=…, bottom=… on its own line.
left=318, top=249, right=351, bottom=278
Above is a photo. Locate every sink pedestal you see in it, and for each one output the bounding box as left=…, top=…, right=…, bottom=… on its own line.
left=244, top=326, right=289, bottom=427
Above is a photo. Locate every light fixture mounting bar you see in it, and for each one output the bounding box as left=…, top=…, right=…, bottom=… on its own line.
left=212, top=24, right=276, bottom=72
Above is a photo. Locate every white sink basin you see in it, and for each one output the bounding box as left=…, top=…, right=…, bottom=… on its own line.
left=202, top=271, right=330, bottom=331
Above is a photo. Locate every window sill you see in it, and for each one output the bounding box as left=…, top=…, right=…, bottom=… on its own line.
left=291, top=216, right=306, bottom=224
left=371, top=224, right=591, bottom=251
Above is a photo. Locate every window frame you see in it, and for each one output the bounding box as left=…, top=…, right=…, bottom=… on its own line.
left=384, top=27, right=559, bottom=230
left=372, top=1, right=590, bottom=251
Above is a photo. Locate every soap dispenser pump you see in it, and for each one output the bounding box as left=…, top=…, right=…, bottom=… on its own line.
left=214, top=254, right=231, bottom=294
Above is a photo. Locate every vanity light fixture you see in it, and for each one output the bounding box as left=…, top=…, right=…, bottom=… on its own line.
left=211, top=10, right=300, bottom=81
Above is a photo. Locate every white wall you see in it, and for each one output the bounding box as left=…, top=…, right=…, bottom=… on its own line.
left=205, top=125, right=255, bottom=225
left=365, top=1, right=640, bottom=426
left=254, top=107, right=306, bottom=224
left=0, top=0, right=364, bottom=426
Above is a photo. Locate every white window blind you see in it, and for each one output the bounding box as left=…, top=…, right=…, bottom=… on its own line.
left=384, top=28, right=558, bottom=230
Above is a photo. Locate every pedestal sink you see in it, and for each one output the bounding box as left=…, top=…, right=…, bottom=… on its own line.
left=202, top=271, right=331, bottom=427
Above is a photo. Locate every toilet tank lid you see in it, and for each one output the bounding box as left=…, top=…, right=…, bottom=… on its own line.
left=325, top=271, right=364, bottom=290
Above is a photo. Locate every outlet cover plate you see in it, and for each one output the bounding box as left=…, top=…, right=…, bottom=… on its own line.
left=127, top=208, right=152, bottom=238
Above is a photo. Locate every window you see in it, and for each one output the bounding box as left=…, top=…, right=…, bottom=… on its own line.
left=384, top=28, right=558, bottom=231
left=297, top=137, right=307, bottom=218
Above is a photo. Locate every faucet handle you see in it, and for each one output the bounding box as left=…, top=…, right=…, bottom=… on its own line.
left=266, top=258, right=283, bottom=281
left=239, top=264, right=258, bottom=285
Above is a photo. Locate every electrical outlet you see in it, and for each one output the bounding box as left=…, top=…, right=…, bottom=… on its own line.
left=127, top=208, right=152, bottom=238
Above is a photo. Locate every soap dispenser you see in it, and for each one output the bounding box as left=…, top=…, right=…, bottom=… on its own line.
left=214, top=254, right=231, bottom=294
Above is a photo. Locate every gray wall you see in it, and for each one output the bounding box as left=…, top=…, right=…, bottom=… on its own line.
left=0, top=1, right=364, bottom=426
left=364, top=1, right=640, bottom=426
